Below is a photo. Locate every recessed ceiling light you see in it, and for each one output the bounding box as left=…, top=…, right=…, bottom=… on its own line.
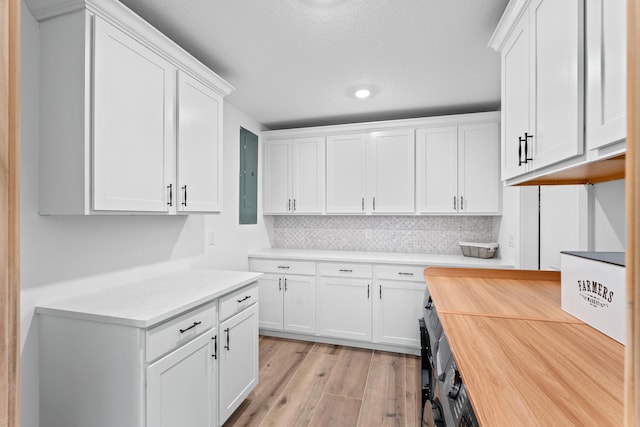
left=355, top=89, right=371, bottom=99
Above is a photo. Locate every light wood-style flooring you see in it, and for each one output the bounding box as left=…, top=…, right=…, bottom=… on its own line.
left=224, top=336, right=422, bottom=427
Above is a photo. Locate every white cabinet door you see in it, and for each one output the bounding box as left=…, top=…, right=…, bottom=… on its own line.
left=586, top=0, right=626, bottom=149
left=177, top=71, right=223, bottom=212
left=501, top=12, right=532, bottom=180
left=530, top=0, right=584, bottom=169
left=416, top=127, right=458, bottom=213
left=326, top=134, right=368, bottom=213
left=373, top=281, right=424, bottom=347
left=258, top=274, right=284, bottom=331
left=368, top=130, right=415, bottom=213
left=219, top=304, right=259, bottom=424
left=92, top=17, right=173, bottom=212
left=283, top=275, right=316, bottom=334
left=458, top=123, right=500, bottom=214
left=147, top=330, right=216, bottom=427
left=318, top=277, right=371, bottom=341
left=292, top=137, right=325, bottom=214
left=263, top=140, right=292, bottom=214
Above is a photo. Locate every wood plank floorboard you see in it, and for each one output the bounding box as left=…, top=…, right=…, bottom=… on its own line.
left=224, top=336, right=421, bottom=427
left=358, top=352, right=407, bottom=427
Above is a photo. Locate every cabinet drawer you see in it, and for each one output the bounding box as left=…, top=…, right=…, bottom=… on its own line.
left=250, top=259, right=316, bottom=275
left=146, top=301, right=217, bottom=362
left=375, top=265, right=426, bottom=282
left=318, top=262, right=372, bottom=278
left=219, top=282, right=259, bottom=322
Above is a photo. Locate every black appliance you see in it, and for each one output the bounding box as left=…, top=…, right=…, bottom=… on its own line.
left=419, top=288, right=479, bottom=427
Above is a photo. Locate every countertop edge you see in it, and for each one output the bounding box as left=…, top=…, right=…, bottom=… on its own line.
left=35, top=271, right=263, bottom=328
left=248, top=249, right=514, bottom=268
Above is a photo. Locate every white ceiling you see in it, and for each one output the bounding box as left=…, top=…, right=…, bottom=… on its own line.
left=119, top=0, right=509, bottom=130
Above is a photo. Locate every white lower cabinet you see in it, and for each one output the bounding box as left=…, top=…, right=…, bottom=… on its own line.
left=219, top=303, right=259, bottom=424
left=258, top=274, right=316, bottom=333
left=38, top=279, right=260, bottom=427
left=317, top=263, right=374, bottom=342
left=318, top=277, right=372, bottom=341
left=147, top=329, right=217, bottom=427
left=373, top=265, right=426, bottom=347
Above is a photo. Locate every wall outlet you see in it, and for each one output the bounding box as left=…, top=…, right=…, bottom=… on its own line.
left=208, top=232, right=216, bottom=246
left=508, top=233, right=515, bottom=247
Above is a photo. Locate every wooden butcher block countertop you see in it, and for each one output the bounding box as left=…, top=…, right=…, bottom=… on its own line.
left=423, top=267, right=624, bottom=427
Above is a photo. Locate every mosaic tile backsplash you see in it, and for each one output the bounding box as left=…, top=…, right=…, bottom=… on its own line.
left=272, top=216, right=494, bottom=255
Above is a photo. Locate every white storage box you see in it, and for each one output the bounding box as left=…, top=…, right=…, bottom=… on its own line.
left=459, top=242, right=498, bottom=259
left=561, top=251, right=626, bottom=344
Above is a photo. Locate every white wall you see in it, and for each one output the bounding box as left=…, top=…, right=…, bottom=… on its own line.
left=592, top=179, right=627, bottom=251
left=494, top=185, right=539, bottom=268
left=19, top=4, right=271, bottom=425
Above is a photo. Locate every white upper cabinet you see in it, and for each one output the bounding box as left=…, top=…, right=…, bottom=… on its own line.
left=501, top=12, right=533, bottom=180
left=491, top=0, right=585, bottom=182
left=458, top=123, right=501, bottom=214
left=416, top=121, right=500, bottom=215
left=416, top=127, right=458, bottom=213
left=367, top=130, right=415, bottom=214
left=177, top=71, right=224, bottom=213
left=35, top=0, right=233, bottom=214
left=530, top=0, right=584, bottom=169
left=326, top=130, right=414, bottom=214
left=586, top=0, right=627, bottom=150
left=263, top=137, right=325, bottom=214
left=326, top=134, right=369, bottom=214
left=92, top=17, right=174, bottom=212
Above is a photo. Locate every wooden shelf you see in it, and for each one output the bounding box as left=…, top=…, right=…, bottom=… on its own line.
left=513, top=154, right=625, bottom=186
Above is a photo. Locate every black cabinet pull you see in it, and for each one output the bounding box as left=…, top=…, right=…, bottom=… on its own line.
left=460, top=196, right=464, bottom=210
left=224, top=328, right=230, bottom=350
left=524, top=132, right=533, bottom=163
left=288, top=199, right=291, bottom=211
left=277, top=266, right=290, bottom=269
left=453, top=196, right=457, bottom=210
left=179, top=321, right=201, bottom=333
left=339, top=269, right=353, bottom=273
left=398, top=272, right=414, bottom=276
left=518, top=136, right=525, bottom=166
left=212, top=335, right=217, bottom=359
left=181, top=185, right=188, bottom=206
left=362, top=197, right=365, bottom=211
left=373, top=197, right=376, bottom=211
left=237, top=295, right=251, bottom=303
left=379, top=285, right=382, bottom=299
left=279, top=278, right=282, bottom=291
left=367, top=284, right=370, bottom=299
left=293, top=199, right=296, bottom=211
left=167, top=184, right=173, bottom=206
left=284, top=278, right=288, bottom=291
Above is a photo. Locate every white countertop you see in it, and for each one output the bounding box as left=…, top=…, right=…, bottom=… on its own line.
left=35, top=269, right=262, bottom=328
left=248, top=248, right=514, bottom=268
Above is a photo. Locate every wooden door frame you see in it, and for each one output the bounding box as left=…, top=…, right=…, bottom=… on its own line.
left=627, top=1, right=639, bottom=425
left=1, top=0, right=20, bottom=426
